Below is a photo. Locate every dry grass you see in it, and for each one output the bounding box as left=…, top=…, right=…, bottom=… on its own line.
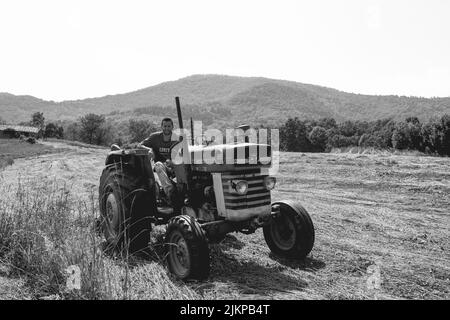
left=330, top=146, right=432, bottom=157
left=0, top=139, right=66, bottom=159
left=0, top=178, right=113, bottom=299
left=0, top=140, right=198, bottom=299
left=267, top=152, right=450, bottom=299
left=1, top=140, right=449, bottom=300
left=0, top=177, right=200, bottom=300
left=44, top=138, right=109, bottom=150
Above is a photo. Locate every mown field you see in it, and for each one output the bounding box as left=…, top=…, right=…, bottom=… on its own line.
left=0, top=140, right=449, bottom=300
left=0, top=139, right=67, bottom=170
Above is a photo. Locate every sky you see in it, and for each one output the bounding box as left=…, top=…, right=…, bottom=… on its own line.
left=0, top=0, right=449, bottom=101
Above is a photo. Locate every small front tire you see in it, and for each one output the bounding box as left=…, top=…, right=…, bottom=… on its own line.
left=165, top=215, right=210, bottom=280
left=263, top=201, right=315, bottom=259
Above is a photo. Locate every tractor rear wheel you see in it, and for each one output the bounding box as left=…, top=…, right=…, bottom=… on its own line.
left=99, top=163, right=155, bottom=255
left=263, top=201, right=315, bottom=259
left=165, top=215, right=210, bottom=280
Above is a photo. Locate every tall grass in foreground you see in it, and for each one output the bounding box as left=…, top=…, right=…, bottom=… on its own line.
left=0, top=178, right=120, bottom=299
left=0, top=177, right=200, bottom=300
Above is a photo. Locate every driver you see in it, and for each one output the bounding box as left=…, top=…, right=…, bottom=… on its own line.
left=139, top=118, right=179, bottom=203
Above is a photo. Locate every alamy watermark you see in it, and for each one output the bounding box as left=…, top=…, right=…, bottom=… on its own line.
left=169, top=121, right=280, bottom=175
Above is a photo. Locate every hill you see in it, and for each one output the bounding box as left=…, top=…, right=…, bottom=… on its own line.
left=1, top=75, right=449, bottom=126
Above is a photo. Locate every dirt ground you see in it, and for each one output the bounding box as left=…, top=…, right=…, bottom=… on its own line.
left=1, top=140, right=449, bottom=299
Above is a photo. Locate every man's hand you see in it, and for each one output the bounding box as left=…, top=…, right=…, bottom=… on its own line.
left=138, top=143, right=154, bottom=160
left=165, top=159, right=174, bottom=168
left=165, top=159, right=175, bottom=176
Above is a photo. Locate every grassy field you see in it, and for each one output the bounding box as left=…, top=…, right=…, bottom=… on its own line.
left=0, top=139, right=67, bottom=170
left=0, top=138, right=69, bottom=299
left=0, top=140, right=449, bottom=300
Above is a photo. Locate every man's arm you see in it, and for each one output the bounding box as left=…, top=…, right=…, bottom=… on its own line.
left=139, top=135, right=152, bottom=148
left=138, top=135, right=155, bottom=159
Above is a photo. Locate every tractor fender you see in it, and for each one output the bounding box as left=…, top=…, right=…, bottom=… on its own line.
left=105, top=151, right=126, bottom=166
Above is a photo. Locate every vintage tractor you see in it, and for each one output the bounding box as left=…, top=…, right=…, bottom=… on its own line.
left=98, top=97, right=315, bottom=280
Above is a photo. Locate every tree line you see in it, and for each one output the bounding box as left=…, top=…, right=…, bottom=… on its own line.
left=17, top=112, right=64, bottom=139
left=279, top=115, right=450, bottom=156
left=12, top=111, right=450, bottom=156
left=15, top=112, right=157, bottom=146
left=64, top=114, right=158, bottom=146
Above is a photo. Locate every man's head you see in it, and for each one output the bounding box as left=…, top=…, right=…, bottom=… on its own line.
left=161, top=118, right=174, bottom=136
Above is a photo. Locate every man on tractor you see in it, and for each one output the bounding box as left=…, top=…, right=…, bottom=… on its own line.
left=138, top=117, right=179, bottom=205
left=98, top=97, right=315, bottom=280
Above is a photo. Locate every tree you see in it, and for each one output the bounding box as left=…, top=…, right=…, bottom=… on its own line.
left=328, top=134, right=358, bottom=148
left=317, top=118, right=337, bottom=130
left=56, top=125, right=64, bottom=139
left=44, top=123, right=57, bottom=138
left=31, top=112, right=45, bottom=129
left=308, top=126, right=328, bottom=151
left=369, top=118, right=393, bottom=133
left=392, top=122, right=411, bottom=150
left=280, top=117, right=311, bottom=152
left=128, top=119, right=156, bottom=143
left=390, top=118, right=424, bottom=151
left=438, top=114, right=450, bottom=155
left=65, top=122, right=80, bottom=141
left=0, top=116, right=6, bottom=125
left=338, top=121, right=358, bottom=137
left=44, top=123, right=64, bottom=139
left=358, top=134, right=384, bottom=148
left=408, top=120, right=423, bottom=151
left=376, top=120, right=396, bottom=148
left=30, top=112, right=45, bottom=138
left=79, top=114, right=107, bottom=145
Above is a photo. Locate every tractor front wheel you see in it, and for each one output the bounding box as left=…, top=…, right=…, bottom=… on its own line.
left=263, top=201, right=315, bottom=259
left=165, top=215, right=210, bottom=280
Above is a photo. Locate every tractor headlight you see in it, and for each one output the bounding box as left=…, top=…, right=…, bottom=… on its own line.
left=264, top=176, right=277, bottom=190
left=232, top=180, right=248, bottom=195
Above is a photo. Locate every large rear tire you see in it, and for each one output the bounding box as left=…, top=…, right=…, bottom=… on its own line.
left=165, top=215, right=210, bottom=280
left=263, top=201, right=315, bottom=259
left=99, top=163, right=156, bottom=255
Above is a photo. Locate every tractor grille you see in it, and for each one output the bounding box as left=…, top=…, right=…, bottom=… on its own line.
left=221, top=170, right=271, bottom=210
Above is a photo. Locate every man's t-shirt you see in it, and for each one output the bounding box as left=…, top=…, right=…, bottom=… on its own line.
left=141, top=131, right=178, bottom=163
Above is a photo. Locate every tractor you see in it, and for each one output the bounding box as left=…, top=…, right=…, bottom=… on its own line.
left=98, top=97, right=315, bottom=280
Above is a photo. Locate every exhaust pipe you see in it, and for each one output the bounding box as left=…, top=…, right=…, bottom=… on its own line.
left=175, top=96, right=183, bottom=130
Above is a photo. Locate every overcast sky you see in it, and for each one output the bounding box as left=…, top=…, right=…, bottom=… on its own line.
left=0, top=0, right=449, bottom=101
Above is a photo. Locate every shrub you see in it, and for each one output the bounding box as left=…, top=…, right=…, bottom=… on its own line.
left=0, top=157, right=14, bottom=170
left=328, top=134, right=358, bottom=148
left=308, top=126, right=328, bottom=151
left=358, top=134, right=384, bottom=148
left=128, top=119, right=157, bottom=143
left=44, top=123, right=64, bottom=139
